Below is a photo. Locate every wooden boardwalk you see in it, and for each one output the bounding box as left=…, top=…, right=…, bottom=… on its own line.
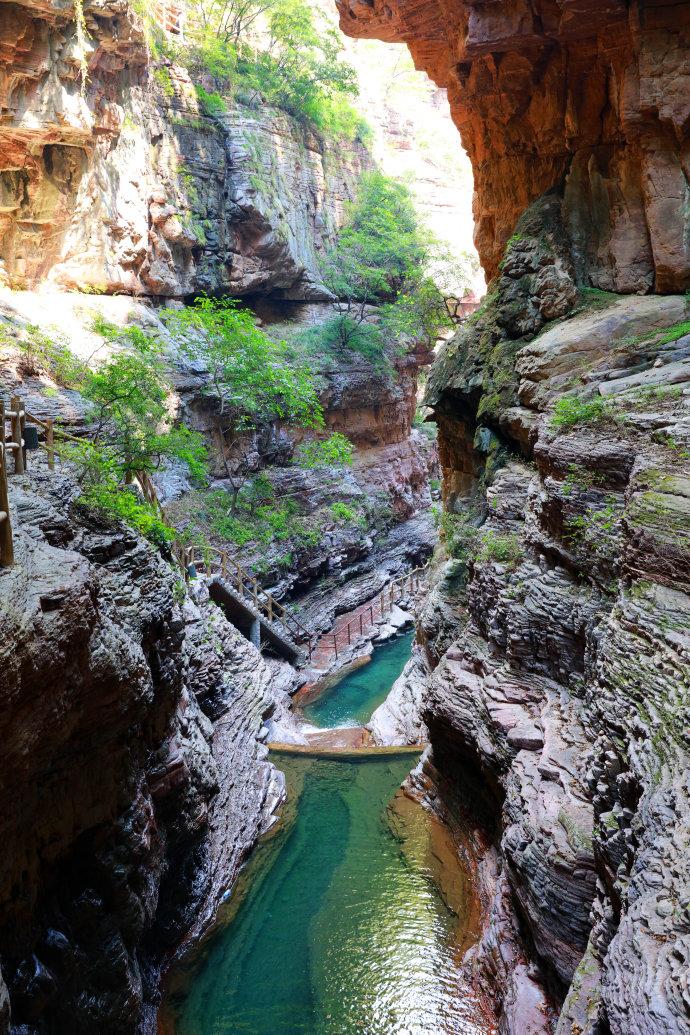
left=309, top=566, right=427, bottom=672
left=0, top=392, right=429, bottom=670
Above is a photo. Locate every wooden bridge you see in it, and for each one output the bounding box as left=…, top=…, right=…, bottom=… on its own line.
left=0, top=392, right=429, bottom=666
left=175, top=541, right=312, bottom=662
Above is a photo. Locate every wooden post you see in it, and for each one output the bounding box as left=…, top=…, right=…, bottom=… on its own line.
left=267, top=594, right=273, bottom=623
left=19, top=396, right=26, bottom=471
left=359, top=613, right=363, bottom=636
left=0, top=408, right=13, bottom=567
left=10, top=396, right=24, bottom=474
left=46, top=419, right=54, bottom=470
left=347, top=622, right=351, bottom=645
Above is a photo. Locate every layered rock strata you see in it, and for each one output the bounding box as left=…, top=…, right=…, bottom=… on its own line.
left=0, top=0, right=367, bottom=296
left=411, top=203, right=690, bottom=1033
left=0, top=463, right=290, bottom=1032
left=337, top=0, right=690, bottom=293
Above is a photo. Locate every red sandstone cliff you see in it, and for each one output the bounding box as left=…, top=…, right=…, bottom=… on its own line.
left=336, top=0, right=690, bottom=293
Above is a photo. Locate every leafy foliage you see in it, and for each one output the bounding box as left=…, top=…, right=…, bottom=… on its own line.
left=195, top=84, right=228, bottom=114
left=184, top=0, right=368, bottom=140
left=477, top=531, right=524, bottom=567
left=163, top=297, right=323, bottom=433
left=197, top=478, right=322, bottom=548
left=330, top=501, right=358, bottom=523
left=293, top=315, right=385, bottom=367
left=163, top=299, right=353, bottom=507
left=322, top=171, right=428, bottom=305
left=295, top=432, right=353, bottom=468
left=63, top=441, right=175, bottom=550
left=316, top=172, right=455, bottom=363
left=550, top=395, right=608, bottom=430
left=441, top=512, right=480, bottom=562
left=15, top=324, right=88, bottom=388
left=380, top=278, right=453, bottom=352
left=83, top=328, right=207, bottom=482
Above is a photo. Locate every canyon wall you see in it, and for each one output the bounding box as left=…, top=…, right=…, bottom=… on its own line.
left=0, top=0, right=367, bottom=296
left=337, top=0, right=690, bottom=293
left=415, top=211, right=690, bottom=1035
left=0, top=463, right=291, bottom=1033
left=0, top=4, right=444, bottom=1030
left=337, top=3, right=690, bottom=1033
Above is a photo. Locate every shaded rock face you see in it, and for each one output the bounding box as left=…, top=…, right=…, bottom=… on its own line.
left=337, top=0, right=690, bottom=292
left=0, top=1, right=367, bottom=296
left=411, top=184, right=690, bottom=1035
left=0, top=467, right=284, bottom=1033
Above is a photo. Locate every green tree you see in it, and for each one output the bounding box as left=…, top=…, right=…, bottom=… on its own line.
left=380, top=277, right=453, bottom=351
left=184, top=0, right=366, bottom=139
left=163, top=296, right=331, bottom=508
left=316, top=172, right=458, bottom=359
left=323, top=171, right=429, bottom=308
left=82, top=340, right=206, bottom=483
left=296, top=432, right=354, bottom=468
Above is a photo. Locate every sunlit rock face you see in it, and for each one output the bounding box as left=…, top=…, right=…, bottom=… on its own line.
left=336, top=0, right=690, bottom=293
left=0, top=0, right=368, bottom=296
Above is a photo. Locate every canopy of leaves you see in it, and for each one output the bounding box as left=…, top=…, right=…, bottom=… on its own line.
left=163, top=296, right=323, bottom=434
left=182, top=0, right=368, bottom=140
left=61, top=440, right=175, bottom=551
left=82, top=328, right=207, bottom=482
left=296, top=432, right=354, bottom=468
left=292, top=314, right=385, bottom=367
left=322, top=171, right=430, bottom=304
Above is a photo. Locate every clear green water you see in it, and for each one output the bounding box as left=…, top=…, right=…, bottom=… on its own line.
left=302, top=631, right=414, bottom=729
left=163, top=635, right=484, bottom=1035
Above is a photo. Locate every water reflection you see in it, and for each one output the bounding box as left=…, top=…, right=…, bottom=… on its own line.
left=165, top=755, right=485, bottom=1035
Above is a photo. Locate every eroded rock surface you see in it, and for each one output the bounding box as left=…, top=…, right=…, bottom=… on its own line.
left=337, top=0, right=690, bottom=292
left=0, top=465, right=289, bottom=1033
left=411, top=212, right=690, bottom=1034
left=0, top=0, right=367, bottom=297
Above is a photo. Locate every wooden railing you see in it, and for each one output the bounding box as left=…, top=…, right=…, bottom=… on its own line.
left=0, top=396, right=27, bottom=566
left=175, top=540, right=316, bottom=655
left=329, top=563, right=428, bottom=660
left=3, top=394, right=430, bottom=669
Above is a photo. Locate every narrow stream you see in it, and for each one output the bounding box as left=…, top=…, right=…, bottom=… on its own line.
left=161, top=635, right=485, bottom=1035
left=302, top=630, right=414, bottom=728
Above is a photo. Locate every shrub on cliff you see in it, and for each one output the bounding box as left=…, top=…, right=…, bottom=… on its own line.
left=184, top=0, right=368, bottom=141
left=292, top=314, right=386, bottom=368
left=323, top=172, right=427, bottom=305
left=550, top=394, right=608, bottom=430
left=163, top=297, right=353, bottom=509
left=63, top=441, right=176, bottom=551
left=295, top=431, right=353, bottom=468
left=82, top=333, right=207, bottom=483
left=321, top=172, right=455, bottom=353
left=163, top=297, right=322, bottom=433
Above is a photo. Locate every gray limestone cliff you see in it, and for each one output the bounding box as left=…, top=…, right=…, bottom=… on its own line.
left=410, top=200, right=690, bottom=1034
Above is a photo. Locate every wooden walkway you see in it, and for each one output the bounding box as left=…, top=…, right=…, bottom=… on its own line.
left=309, top=565, right=427, bottom=671
left=267, top=741, right=424, bottom=760
left=0, top=392, right=429, bottom=669
left=177, top=541, right=311, bottom=661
